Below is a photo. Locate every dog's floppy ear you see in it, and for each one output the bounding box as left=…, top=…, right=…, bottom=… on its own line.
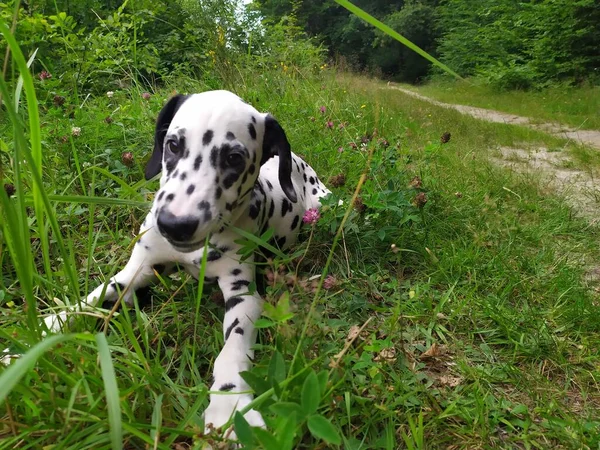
left=261, top=114, right=297, bottom=202
left=145, top=94, right=189, bottom=180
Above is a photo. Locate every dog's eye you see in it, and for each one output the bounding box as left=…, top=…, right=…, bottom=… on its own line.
left=166, top=139, right=180, bottom=154
left=226, top=152, right=245, bottom=167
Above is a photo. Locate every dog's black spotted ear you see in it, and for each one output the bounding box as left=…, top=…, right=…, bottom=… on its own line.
left=145, top=94, right=189, bottom=180
left=261, top=114, right=297, bottom=203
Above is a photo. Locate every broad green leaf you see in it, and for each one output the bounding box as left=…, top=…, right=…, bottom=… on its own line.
left=307, top=414, right=341, bottom=445
left=268, top=351, right=286, bottom=385
left=269, top=401, right=304, bottom=419
left=234, top=412, right=256, bottom=448
left=301, top=370, right=320, bottom=415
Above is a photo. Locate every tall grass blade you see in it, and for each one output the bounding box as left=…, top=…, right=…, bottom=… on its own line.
left=334, top=0, right=463, bottom=80
left=96, top=332, right=123, bottom=450
left=0, top=20, right=53, bottom=282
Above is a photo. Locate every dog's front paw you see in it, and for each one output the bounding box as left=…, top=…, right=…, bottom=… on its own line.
left=204, top=392, right=265, bottom=440
left=43, top=311, right=68, bottom=333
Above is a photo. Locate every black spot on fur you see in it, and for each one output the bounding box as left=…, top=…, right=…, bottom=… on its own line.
left=226, top=131, right=235, bottom=140
left=281, top=198, right=290, bottom=217
left=249, top=204, right=259, bottom=220
left=248, top=164, right=255, bottom=175
left=235, top=327, right=244, bottom=335
left=110, top=282, right=125, bottom=292
left=248, top=123, right=257, bottom=140
left=158, top=191, right=165, bottom=201
left=231, top=279, right=250, bottom=291
left=312, top=188, right=317, bottom=195
left=223, top=172, right=240, bottom=189
left=152, top=264, right=166, bottom=274
left=194, top=155, right=203, bottom=171
left=251, top=116, right=256, bottom=123
left=225, top=317, right=240, bottom=339
left=231, top=268, right=242, bottom=276
left=268, top=200, right=275, bottom=218
left=266, top=180, right=273, bottom=191
left=207, top=250, right=221, bottom=262
left=219, top=383, right=236, bottom=391
left=198, top=201, right=210, bottom=211
left=291, top=215, right=300, bottom=230
left=187, top=185, right=195, bottom=195
left=173, top=169, right=179, bottom=178
left=303, top=173, right=307, bottom=182
left=166, top=193, right=175, bottom=202
left=166, top=160, right=176, bottom=175
left=203, top=130, right=214, bottom=146
left=210, top=146, right=218, bottom=168
left=275, top=236, right=286, bottom=248
left=180, top=172, right=187, bottom=181
left=216, top=187, right=222, bottom=199
left=225, top=296, right=244, bottom=312
left=309, top=176, right=315, bottom=185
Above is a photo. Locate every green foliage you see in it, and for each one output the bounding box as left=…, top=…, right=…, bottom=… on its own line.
left=436, top=0, right=600, bottom=88
left=255, top=0, right=600, bottom=88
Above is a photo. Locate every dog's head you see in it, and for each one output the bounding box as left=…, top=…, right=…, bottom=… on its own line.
left=145, top=90, right=297, bottom=252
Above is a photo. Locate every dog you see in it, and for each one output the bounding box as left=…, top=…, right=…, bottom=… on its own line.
left=40, top=90, right=330, bottom=438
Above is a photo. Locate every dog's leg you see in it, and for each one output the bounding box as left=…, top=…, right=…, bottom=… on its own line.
left=204, top=262, right=266, bottom=436
left=44, top=220, right=173, bottom=332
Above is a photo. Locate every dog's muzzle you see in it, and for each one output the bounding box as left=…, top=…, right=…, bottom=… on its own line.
left=157, top=209, right=202, bottom=251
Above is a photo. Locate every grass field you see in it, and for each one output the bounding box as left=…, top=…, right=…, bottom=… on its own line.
left=2, top=60, right=600, bottom=449
left=401, top=78, right=600, bottom=131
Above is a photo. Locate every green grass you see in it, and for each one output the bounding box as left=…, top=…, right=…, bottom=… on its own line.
left=2, top=52, right=600, bottom=449
left=401, top=78, right=600, bottom=130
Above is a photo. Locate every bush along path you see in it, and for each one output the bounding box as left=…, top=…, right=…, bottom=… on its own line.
left=388, top=84, right=600, bottom=150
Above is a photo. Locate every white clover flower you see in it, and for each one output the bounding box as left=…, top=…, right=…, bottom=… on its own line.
left=71, top=127, right=81, bottom=136
left=106, top=91, right=114, bottom=98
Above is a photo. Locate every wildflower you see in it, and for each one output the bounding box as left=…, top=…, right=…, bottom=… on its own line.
left=360, top=104, right=366, bottom=109
left=337, top=146, right=344, bottom=153
left=121, top=151, right=134, bottom=167
left=326, top=121, right=334, bottom=129
left=105, top=116, right=113, bottom=124
left=390, top=244, right=400, bottom=254
left=323, top=275, right=337, bottom=290
left=328, top=173, right=346, bottom=187
left=409, top=176, right=423, bottom=189
left=302, top=208, right=321, bottom=225
left=413, top=192, right=428, bottom=208
left=309, top=116, right=315, bottom=122
left=53, top=95, right=65, bottom=106
left=441, top=131, right=451, bottom=144
left=106, top=91, right=114, bottom=98
left=353, top=196, right=366, bottom=213
left=348, top=142, right=357, bottom=149
left=39, top=70, right=51, bottom=80
left=4, top=183, right=15, bottom=197
left=71, top=127, right=81, bottom=137
left=142, top=92, right=151, bottom=100
left=319, top=106, right=326, bottom=114
left=361, top=135, right=370, bottom=144
left=338, top=122, right=347, bottom=130
left=455, top=191, right=463, bottom=198
left=378, top=138, right=389, bottom=148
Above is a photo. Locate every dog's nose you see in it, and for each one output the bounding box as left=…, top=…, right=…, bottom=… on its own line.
left=157, top=210, right=199, bottom=242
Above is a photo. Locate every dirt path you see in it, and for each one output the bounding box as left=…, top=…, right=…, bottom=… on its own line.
left=388, top=85, right=600, bottom=150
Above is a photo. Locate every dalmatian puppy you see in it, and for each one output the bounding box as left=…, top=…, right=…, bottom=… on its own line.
left=41, top=90, right=330, bottom=438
